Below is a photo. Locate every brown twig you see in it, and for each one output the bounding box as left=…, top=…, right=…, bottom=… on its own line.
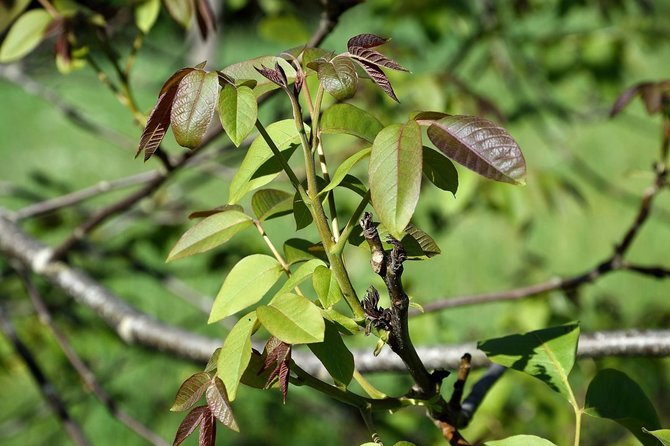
left=0, top=305, right=91, bottom=446
left=14, top=267, right=169, bottom=446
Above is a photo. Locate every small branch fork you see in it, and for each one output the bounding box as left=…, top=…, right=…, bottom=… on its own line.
left=360, top=212, right=471, bottom=445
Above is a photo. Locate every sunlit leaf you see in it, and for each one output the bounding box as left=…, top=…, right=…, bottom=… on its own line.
left=188, top=204, right=243, bottom=219
left=356, top=59, right=398, bottom=102
left=347, top=33, right=388, bottom=51
left=427, top=115, right=526, bottom=185
left=320, top=148, right=371, bottom=196
left=251, top=189, right=293, bottom=221
left=171, top=69, right=220, bottom=149
left=137, top=90, right=177, bottom=161
left=204, top=348, right=221, bottom=373
left=198, top=408, right=216, bottom=446
left=369, top=121, right=423, bottom=239
left=209, top=255, right=283, bottom=323
left=170, top=372, right=210, bottom=412
left=221, top=56, right=296, bottom=97
left=478, top=323, right=579, bottom=398
left=167, top=210, right=253, bottom=261
left=273, top=259, right=325, bottom=297
left=422, top=146, right=458, bottom=195
left=349, top=46, right=408, bottom=72
left=228, top=119, right=302, bottom=204
left=643, top=429, right=670, bottom=446
left=257, top=293, right=325, bottom=344
left=283, top=238, right=327, bottom=265
left=205, top=378, right=238, bottom=432
left=173, top=405, right=207, bottom=446
left=134, top=0, right=160, bottom=34
left=217, top=312, right=257, bottom=401
left=585, top=369, right=661, bottom=446
left=321, top=308, right=360, bottom=335
left=485, top=435, right=558, bottom=446
left=309, top=56, right=358, bottom=101
left=218, top=84, right=257, bottom=147
left=312, top=266, right=342, bottom=308
left=320, top=103, right=383, bottom=142
left=0, top=9, right=53, bottom=63
left=308, top=321, right=354, bottom=385
left=164, top=0, right=192, bottom=28
left=261, top=338, right=291, bottom=402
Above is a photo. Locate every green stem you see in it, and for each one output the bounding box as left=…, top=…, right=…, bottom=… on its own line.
left=573, top=406, right=582, bottom=446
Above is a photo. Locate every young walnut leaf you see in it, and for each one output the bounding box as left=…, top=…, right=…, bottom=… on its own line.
left=356, top=59, right=399, bottom=102
left=261, top=338, right=291, bottom=403
left=347, top=33, right=388, bottom=51
left=194, top=0, right=216, bottom=40
left=198, top=408, right=216, bottom=446
left=426, top=115, right=526, bottom=185
left=171, top=69, right=220, bottom=149
left=206, top=377, right=238, bottom=432
left=171, top=372, right=211, bottom=412
left=610, top=81, right=670, bottom=117
left=309, top=57, right=358, bottom=101
left=255, top=64, right=287, bottom=88
left=173, top=405, right=207, bottom=446
left=349, top=46, right=408, bottom=72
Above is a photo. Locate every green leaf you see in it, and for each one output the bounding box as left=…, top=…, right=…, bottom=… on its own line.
left=369, top=121, right=423, bottom=239
left=256, top=293, right=325, bottom=344
left=217, top=312, right=258, bottom=401
left=308, top=321, right=354, bottom=385
left=321, top=308, right=360, bottom=335
left=134, top=0, right=160, bottom=33
left=320, top=104, right=384, bottom=142
left=585, top=369, right=661, bottom=446
left=209, top=255, right=283, bottom=323
left=228, top=119, right=302, bottom=204
left=221, top=56, right=296, bottom=97
left=206, top=377, right=238, bottom=432
left=0, top=0, right=31, bottom=35
left=251, top=189, right=293, bottom=221
left=283, top=238, right=327, bottom=265
left=171, top=69, right=220, bottom=149
left=218, top=84, right=258, bottom=147
left=643, top=429, right=670, bottom=446
left=422, top=146, right=458, bottom=195
left=170, top=372, right=210, bottom=411
left=164, top=0, right=192, bottom=28
left=477, top=323, right=579, bottom=398
left=204, top=348, right=221, bottom=373
left=394, top=442, right=418, bottom=446
left=273, top=259, right=325, bottom=297
left=321, top=148, right=371, bottom=195
left=240, top=349, right=271, bottom=389
left=401, top=224, right=441, bottom=259
left=312, top=266, right=342, bottom=308
left=310, top=56, right=358, bottom=100
left=258, top=15, right=310, bottom=44
left=0, top=9, right=53, bottom=63
left=485, top=435, right=558, bottom=446
left=292, top=192, right=313, bottom=230
left=427, top=115, right=526, bottom=185
left=167, top=210, right=253, bottom=261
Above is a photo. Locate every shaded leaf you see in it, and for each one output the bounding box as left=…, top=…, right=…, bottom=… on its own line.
left=585, top=369, right=660, bottom=446
left=209, top=255, right=283, bottom=323
left=188, top=204, right=243, bottom=219
left=411, top=111, right=449, bottom=124
left=171, top=372, right=211, bottom=412
left=347, top=33, right=388, bottom=51
left=485, top=435, right=558, bottom=446
left=320, top=103, right=383, bottom=142
left=164, top=0, right=192, bottom=28
left=198, top=408, right=216, bottom=446
left=0, top=9, right=53, bottom=63
left=173, top=405, right=207, bottom=446
left=251, top=189, right=293, bottom=221
left=643, top=429, right=670, bottom=446
left=320, top=148, right=371, bottom=195
left=309, top=56, right=358, bottom=101
left=349, top=46, right=408, bottom=72
left=0, top=0, right=31, bottom=35
left=427, top=115, right=526, bottom=185
left=292, top=192, right=312, bottom=230
left=308, top=320, right=354, bottom=385
left=221, top=56, right=296, bottom=97
left=167, top=209, right=253, bottom=261
left=218, top=84, right=257, bottom=147
left=273, top=259, right=325, bottom=297
left=240, top=349, right=271, bottom=388
left=394, top=443, right=418, bottom=446
left=369, top=121, right=423, bottom=239
left=255, top=64, right=287, bottom=88
left=610, top=81, right=670, bottom=117
left=283, top=238, right=327, bottom=265
left=355, top=59, right=399, bottom=102
left=228, top=119, right=302, bottom=204
left=171, top=69, right=220, bottom=149
left=422, top=146, right=458, bottom=195
left=339, top=174, right=368, bottom=198
left=134, top=0, right=160, bottom=34
left=206, top=378, right=238, bottom=431
left=217, top=312, right=257, bottom=401
left=312, top=266, right=342, bottom=308
left=478, top=323, right=579, bottom=398
left=194, top=0, right=216, bottom=40
left=402, top=224, right=441, bottom=259
left=257, top=293, right=325, bottom=344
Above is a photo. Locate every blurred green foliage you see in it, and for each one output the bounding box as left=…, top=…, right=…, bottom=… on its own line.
left=1, top=0, right=669, bottom=445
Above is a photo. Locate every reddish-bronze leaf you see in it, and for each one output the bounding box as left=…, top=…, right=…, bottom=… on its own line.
left=198, top=409, right=216, bottom=446
left=205, top=378, right=239, bottom=432
left=349, top=46, right=408, bottom=72
left=610, top=81, right=670, bottom=117
left=160, top=68, right=196, bottom=96
left=194, top=0, right=216, bottom=40
left=255, top=64, right=287, bottom=88
left=355, top=59, right=398, bottom=102
left=171, top=69, right=220, bottom=149
left=347, top=33, right=388, bottom=51
left=173, top=405, right=207, bottom=446
left=170, top=372, right=211, bottom=412
left=136, top=89, right=177, bottom=161
left=260, top=337, right=291, bottom=403
left=278, top=360, right=290, bottom=403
